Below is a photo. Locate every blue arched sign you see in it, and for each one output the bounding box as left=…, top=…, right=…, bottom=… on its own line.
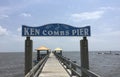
left=22, top=23, right=91, bottom=36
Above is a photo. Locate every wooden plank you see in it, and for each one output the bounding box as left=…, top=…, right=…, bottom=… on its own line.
left=39, top=53, right=69, bottom=77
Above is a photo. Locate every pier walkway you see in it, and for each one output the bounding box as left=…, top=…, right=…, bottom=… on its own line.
left=39, top=53, right=69, bottom=77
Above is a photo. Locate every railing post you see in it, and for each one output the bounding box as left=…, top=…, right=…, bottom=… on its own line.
left=60, top=50, right=62, bottom=55
left=37, top=50, right=40, bottom=61
left=63, top=57, right=66, bottom=65
left=71, top=61, right=77, bottom=76
left=80, top=37, right=89, bottom=77
left=47, top=50, right=49, bottom=55
left=25, top=37, right=33, bottom=75
left=66, top=58, right=70, bottom=69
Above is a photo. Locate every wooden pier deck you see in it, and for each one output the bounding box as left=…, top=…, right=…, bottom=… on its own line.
left=39, top=53, right=69, bottom=77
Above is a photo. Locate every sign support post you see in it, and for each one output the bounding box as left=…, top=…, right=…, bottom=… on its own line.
left=80, top=37, right=89, bottom=77
left=25, top=37, right=33, bottom=75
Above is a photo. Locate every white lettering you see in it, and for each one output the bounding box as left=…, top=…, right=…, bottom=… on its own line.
left=42, top=30, right=70, bottom=36
left=54, top=31, right=59, bottom=35
left=65, top=30, right=69, bottom=35
left=43, top=30, right=47, bottom=35
left=30, top=28, right=35, bottom=35
left=24, top=28, right=29, bottom=35
left=60, top=31, right=65, bottom=35
left=48, top=31, right=53, bottom=35
left=84, top=28, right=89, bottom=36
left=72, top=30, right=77, bottom=35
left=35, top=29, right=40, bottom=35
left=79, top=29, right=83, bottom=35
left=77, top=29, right=80, bottom=35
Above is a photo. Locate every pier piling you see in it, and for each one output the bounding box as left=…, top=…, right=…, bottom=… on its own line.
left=80, top=37, right=89, bottom=77
left=25, top=37, right=33, bottom=75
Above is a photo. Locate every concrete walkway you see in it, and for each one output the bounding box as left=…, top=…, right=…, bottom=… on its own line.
left=39, top=53, right=69, bottom=77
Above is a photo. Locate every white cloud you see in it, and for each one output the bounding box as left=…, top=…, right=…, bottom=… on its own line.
left=0, top=26, right=8, bottom=36
left=71, top=11, right=104, bottom=21
left=21, top=13, right=31, bottom=17
left=100, top=7, right=115, bottom=10
left=0, top=15, right=9, bottom=19
left=99, top=6, right=120, bottom=10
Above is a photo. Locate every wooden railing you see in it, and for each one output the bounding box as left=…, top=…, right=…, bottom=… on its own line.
left=25, top=55, right=49, bottom=77
left=54, top=53, right=101, bottom=77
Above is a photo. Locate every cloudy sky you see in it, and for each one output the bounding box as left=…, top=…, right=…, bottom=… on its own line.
left=0, top=0, right=120, bottom=52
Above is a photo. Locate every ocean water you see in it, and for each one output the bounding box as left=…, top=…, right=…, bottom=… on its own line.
left=63, top=51, right=120, bottom=77
left=0, top=52, right=36, bottom=77
left=0, top=51, right=120, bottom=77
left=0, top=52, right=24, bottom=77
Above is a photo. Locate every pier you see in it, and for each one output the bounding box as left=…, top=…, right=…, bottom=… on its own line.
left=39, top=53, right=69, bottom=77
left=23, top=23, right=101, bottom=77
left=25, top=50, right=101, bottom=77
left=24, top=37, right=101, bottom=77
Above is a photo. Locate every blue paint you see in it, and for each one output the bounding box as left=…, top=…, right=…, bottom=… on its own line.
left=22, top=23, right=91, bottom=36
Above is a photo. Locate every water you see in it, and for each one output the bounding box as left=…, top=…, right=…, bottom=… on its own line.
left=63, top=51, right=120, bottom=77
left=0, top=52, right=36, bottom=77
left=0, top=51, right=120, bottom=77
left=0, top=52, right=24, bottom=77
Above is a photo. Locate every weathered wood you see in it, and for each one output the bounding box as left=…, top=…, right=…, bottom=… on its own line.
left=25, top=37, right=33, bottom=75
left=39, top=53, right=69, bottom=77
left=80, top=37, right=89, bottom=77
left=25, top=55, right=49, bottom=77
left=71, top=61, right=77, bottom=76
left=55, top=53, right=100, bottom=77
left=37, top=50, right=40, bottom=61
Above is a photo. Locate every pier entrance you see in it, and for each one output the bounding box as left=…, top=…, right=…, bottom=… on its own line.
left=22, top=23, right=100, bottom=77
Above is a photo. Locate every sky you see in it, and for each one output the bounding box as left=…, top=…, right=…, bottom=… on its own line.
left=0, top=0, right=120, bottom=52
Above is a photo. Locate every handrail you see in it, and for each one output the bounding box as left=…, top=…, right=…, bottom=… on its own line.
left=54, top=53, right=101, bottom=77
left=25, top=55, right=49, bottom=77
